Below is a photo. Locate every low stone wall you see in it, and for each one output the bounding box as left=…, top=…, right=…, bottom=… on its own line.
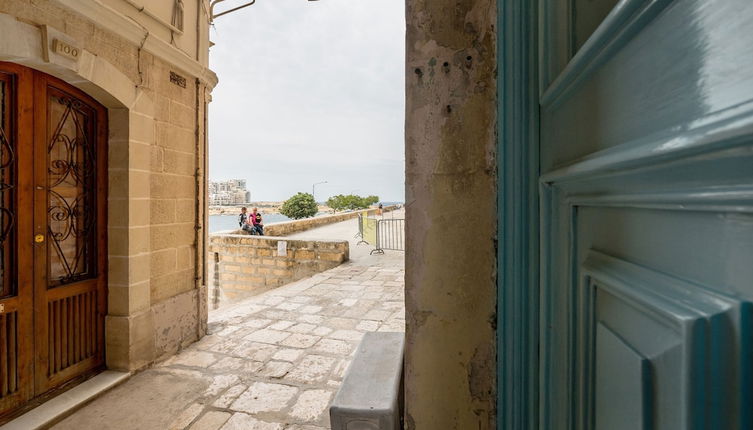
left=265, top=208, right=378, bottom=236
left=218, top=206, right=398, bottom=237
left=208, top=235, right=349, bottom=308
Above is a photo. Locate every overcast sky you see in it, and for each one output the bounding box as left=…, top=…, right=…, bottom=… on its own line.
left=208, top=0, right=405, bottom=202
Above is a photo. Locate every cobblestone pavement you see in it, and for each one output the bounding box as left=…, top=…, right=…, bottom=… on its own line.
left=53, top=259, right=405, bottom=430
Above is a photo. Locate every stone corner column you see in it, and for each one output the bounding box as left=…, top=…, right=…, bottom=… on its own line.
left=105, top=98, right=157, bottom=372
left=405, top=0, right=498, bottom=428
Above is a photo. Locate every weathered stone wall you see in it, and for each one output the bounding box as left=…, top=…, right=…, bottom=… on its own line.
left=0, top=1, right=215, bottom=370
left=208, top=235, right=349, bottom=307
left=405, top=0, right=497, bottom=428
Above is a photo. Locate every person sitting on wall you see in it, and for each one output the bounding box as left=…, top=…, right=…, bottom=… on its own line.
left=239, top=207, right=248, bottom=227
left=239, top=207, right=255, bottom=235
left=251, top=207, right=264, bottom=235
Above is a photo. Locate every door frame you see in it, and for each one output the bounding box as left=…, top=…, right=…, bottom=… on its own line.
left=496, top=1, right=540, bottom=429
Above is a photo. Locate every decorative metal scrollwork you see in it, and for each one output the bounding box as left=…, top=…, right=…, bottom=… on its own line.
left=0, top=79, right=14, bottom=297
left=48, top=190, right=94, bottom=249
left=47, top=95, right=96, bottom=286
left=48, top=97, right=95, bottom=187
left=0, top=126, right=13, bottom=168
left=0, top=101, right=14, bottom=247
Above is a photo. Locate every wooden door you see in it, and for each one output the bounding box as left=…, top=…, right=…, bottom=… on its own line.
left=0, top=62, right=35, bottom=420
left=536, top=0, right=753, bottom=429
left=32, top=72, right=107, bottom=395
left=0, top=62, right=107, bottom=419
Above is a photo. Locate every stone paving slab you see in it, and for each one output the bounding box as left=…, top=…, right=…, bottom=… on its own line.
left=52, top=257, right=404, bottom=430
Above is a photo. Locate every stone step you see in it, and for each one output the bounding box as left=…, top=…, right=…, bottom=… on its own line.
left=0, top=371, right=130, bottom=430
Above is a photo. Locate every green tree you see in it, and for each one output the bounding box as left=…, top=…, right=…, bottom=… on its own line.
left=326, top=194, right=380, bottom=211
left=326, top=194, right=353, bottom=211
left=280, top=192, right=318, bottom=219
left=326, top=195, right=345, bottom=211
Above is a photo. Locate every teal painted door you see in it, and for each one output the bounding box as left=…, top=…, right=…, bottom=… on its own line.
left=538, top=0, right=753, bottom=428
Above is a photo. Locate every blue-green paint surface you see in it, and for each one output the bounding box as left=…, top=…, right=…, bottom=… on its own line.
left=498, top=0, right=753, bottom=428
left=496, top=0, right=539, bottom=429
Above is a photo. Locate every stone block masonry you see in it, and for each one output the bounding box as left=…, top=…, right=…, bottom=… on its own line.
left=209, top=235, right=349, bottom=308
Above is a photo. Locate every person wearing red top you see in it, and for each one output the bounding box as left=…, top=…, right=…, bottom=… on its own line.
left=250, top=207, right=264, bottom=235
left=239, top=207, right=256, bottom=234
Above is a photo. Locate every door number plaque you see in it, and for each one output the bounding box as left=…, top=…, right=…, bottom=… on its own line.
left=52, top=39, right=80, bottom=60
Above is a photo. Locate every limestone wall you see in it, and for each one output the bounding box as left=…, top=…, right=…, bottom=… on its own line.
left=0, top=1, right=216, bottom=371
left=208, top=235, right=349, bottom=307
left=405, top=0, right=498, bottom=428
left=265, top=210, right=372, bottom=237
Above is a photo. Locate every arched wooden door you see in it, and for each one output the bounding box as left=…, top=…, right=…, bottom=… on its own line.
left=0, top=62, right=107, bottom=419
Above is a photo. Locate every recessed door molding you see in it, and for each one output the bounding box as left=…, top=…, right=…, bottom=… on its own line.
left=540, top=0, right=674, bottom=107
left=575, top=250, right=751, bottom=429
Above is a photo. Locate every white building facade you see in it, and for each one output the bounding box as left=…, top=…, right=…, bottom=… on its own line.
left=209, top=179, right=250, bottom=205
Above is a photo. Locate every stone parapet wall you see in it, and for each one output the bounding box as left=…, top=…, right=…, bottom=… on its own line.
left=208, top=235, right=349, bottom=307
left=220, top=206, right=398, bottom=237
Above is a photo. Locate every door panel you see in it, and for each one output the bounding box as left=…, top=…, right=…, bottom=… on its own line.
left=581, top=249, right=748, bottom=428
left=0, top=63, right=106, bottom=419
left=593, top=322, right=650, bottom=430
left=542, top=0, right=753, bottom=171
left=33, top=75, right=107, bottom=395
left=539, top=0, right=753, bottom=429
left=0, top=64, right=34, bottom=417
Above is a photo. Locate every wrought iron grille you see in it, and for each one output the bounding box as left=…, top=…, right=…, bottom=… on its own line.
left=0, top=77, right=16, bottom=298
left=47, top=92, right=97, bottom=287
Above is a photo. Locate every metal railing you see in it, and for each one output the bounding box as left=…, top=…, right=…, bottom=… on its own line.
left=354, top=214, right=364, bottom=240
left=372, top=218, right=405, bottom=254
left=357, top=215, right=378, bottom=246
left=356, top=215, right=405, bottom=254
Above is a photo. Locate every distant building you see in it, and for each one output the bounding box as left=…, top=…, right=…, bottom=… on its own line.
left=209, top=179, right=250, bottom=205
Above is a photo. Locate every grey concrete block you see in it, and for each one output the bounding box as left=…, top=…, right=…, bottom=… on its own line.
left=330, top=332, right=404, bottom=430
